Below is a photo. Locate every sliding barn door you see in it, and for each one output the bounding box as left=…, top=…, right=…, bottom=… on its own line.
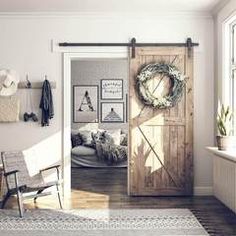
left=129, top=47, right=193, bottom=196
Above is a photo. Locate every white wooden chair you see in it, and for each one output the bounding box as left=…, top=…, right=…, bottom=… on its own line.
left=1, top=151, right=62, bottom=217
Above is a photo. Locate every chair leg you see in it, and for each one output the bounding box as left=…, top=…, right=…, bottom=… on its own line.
left=34, top=189, right=44, bottom=203
left=16, top=189, right=24, bottom=218
left=1, top=191, right=11, bottom=209
left=56, top=184, right=63, bottom=209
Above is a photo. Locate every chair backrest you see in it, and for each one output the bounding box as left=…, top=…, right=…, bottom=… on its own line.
left=1, top=151, right=43, bottom=190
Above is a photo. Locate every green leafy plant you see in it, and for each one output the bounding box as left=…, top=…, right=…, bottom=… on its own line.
left=217, top=103, right=233, bottom=136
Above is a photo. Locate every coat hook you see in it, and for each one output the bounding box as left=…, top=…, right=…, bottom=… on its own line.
left=131, top=37, right=136, bottom=58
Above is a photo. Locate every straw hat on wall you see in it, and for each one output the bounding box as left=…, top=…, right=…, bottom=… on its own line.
left=0, top=69, right=20, bottom=96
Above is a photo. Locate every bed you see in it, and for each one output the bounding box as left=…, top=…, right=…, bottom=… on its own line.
left=71, top=129, right=128, bottom=168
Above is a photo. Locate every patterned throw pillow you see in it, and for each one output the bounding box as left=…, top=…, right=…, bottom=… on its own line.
left=71, top=134, right=83, bottom=148
left=92, top=130, right=105, bottom=143
left=95, top=140, right=127, bottom=165
left=120, top=133, right=128, bottom=146
left=95, top=141, right=109, bottom=162
left=104, top=129, right=121, bottom=145
left=108, top=144, right=127, bottom=164
left=79, top=130, right=95, bottom=148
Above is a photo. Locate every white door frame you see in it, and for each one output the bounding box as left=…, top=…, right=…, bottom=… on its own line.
left=62, top=48, right=128, bottom=199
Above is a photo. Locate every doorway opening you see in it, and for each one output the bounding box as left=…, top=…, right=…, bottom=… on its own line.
left=62, top=49, right=129, bottom=208
left=71, top=59, right=128, bottom=208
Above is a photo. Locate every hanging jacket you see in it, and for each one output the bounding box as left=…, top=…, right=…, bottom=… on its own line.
left=39, top=79, right=54, bottom=126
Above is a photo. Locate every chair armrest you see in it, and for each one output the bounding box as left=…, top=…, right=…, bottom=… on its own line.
left=4, top=170, right=19, bottom=177
left=4, top=170, right=26, bottom=193
left=40, top=165, right=60, bottom=173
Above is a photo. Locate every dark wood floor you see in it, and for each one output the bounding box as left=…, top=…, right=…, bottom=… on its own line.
left=3, top=167, right=236, bottom=235
left=71, top=168, right=236, bottom=236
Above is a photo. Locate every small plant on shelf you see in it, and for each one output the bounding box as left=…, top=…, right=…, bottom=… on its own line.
left=216, top=103, right=234, bottom=150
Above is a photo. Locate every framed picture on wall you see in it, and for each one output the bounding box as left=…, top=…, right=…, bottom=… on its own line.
left=73, top=85, right=99, bottom=123
left=101, top=79, right=123, bottom=100
left=101, top=102, right=124, bottom=123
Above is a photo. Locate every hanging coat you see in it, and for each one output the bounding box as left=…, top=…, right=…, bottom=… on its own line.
left=39, top=79, right=54, bottom=126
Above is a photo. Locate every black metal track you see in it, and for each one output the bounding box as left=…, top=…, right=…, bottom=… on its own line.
left=59, top=42, right=199, bottom=47
left=59, top=37, right=199, bottom=58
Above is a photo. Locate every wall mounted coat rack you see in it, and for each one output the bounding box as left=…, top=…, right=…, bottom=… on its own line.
left=18, top=81, right=56, bottom=89
left=59, top=37, right=199, bottom=58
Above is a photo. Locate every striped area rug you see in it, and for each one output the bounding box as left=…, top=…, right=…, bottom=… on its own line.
left=0, top=208, right=209, bottom=236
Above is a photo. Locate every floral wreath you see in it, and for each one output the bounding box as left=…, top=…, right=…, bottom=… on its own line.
left=136, top=63, right=186, bottom=109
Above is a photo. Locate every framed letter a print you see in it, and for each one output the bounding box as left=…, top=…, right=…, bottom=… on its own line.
left=73, top=85, right=99, bottom=123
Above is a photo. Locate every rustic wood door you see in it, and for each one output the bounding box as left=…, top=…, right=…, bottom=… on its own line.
left=128, top=47, right=193, bottom=196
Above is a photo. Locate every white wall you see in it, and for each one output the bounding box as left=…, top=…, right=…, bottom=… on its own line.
left=0, top=12, right=214, bottom=195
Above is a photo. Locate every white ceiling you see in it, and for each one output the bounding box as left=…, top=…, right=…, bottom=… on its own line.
left=0, top=0, right=227, bottom=13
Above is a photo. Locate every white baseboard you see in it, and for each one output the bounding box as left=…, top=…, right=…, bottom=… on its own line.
left=194, top=186, right=213, bottom=196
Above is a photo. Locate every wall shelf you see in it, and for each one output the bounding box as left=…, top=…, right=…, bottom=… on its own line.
left=18, top=81, right=56, bottom=89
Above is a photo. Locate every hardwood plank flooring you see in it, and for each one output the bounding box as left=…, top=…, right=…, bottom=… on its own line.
left=3, top=167, right=236, bottom=236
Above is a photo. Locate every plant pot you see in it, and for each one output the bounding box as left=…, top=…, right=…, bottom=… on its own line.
left=216, top=136, right=236, bottom=151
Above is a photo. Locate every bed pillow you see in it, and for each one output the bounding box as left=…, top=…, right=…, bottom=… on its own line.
left=71, top=133, right=83, bottom=148
left=79, top=130, right=95, bottom=148
left=120, top=133, right=128, bottom=146
left=104, top=129, right=121, bottom=145
left=92, top=130, right=105, bottom=143
left=95, top=140, right=127, bottom=165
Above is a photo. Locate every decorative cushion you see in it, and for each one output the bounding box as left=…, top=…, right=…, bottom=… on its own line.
left=95, top=141, right=108, bottom=160
left=71, top=134, right=83, bottom=148
left=104, top=129, right=121, bottom=145
left=71, top=145, right=96, bottom=156
left=79, top=130, right=94, bottom=147
left=95, top=140, right=127, bottom=165
left=92, top=130, right=105, bottom=143
left=109, top=144, right=127, bottom=164
left=120, top=133, right=128, bottom=146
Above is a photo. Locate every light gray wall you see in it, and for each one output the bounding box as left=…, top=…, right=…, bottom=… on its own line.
left=71, top=59, right=128, bottom=131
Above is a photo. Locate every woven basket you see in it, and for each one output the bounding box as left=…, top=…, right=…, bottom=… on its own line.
left=0, top=97, right=20, bottom=122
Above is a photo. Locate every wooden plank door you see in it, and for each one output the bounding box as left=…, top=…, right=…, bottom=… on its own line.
left=128, top=47, right=193, bottom=196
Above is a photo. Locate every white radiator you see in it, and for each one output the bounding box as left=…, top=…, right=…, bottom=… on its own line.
left=213, top=156, right=236, bottom=213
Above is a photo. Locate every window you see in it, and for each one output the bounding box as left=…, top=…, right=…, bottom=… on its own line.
left=229, top=22, right=236, bottom=133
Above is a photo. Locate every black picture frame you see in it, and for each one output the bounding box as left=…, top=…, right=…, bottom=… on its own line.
left=100, top=79, right=123, bottom=100
left=101, top=102, right=124, bottom=123
left=73, top=85, right=99, bottom=123
left=126, top=93, right=128, bottom=123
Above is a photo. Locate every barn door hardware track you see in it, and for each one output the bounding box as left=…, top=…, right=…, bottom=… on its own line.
left=59, top=37, right=199, bottom=58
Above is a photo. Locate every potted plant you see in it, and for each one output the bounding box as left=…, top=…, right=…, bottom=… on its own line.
left=216, top=103, right=234, bottom=150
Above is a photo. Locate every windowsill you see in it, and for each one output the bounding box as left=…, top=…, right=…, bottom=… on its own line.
left=206, top=147, right=236, bottom=163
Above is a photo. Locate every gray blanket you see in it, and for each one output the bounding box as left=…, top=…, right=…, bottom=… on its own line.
left=95, top=141, right=127, bottom=165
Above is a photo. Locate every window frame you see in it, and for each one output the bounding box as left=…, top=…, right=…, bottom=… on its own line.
left=222, top=14, right=236, bottom=135
left=230, top=22, right=236, bottom=133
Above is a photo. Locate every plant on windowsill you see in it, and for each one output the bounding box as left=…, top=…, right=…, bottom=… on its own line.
left=216, top=103, right=235, bottom=150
